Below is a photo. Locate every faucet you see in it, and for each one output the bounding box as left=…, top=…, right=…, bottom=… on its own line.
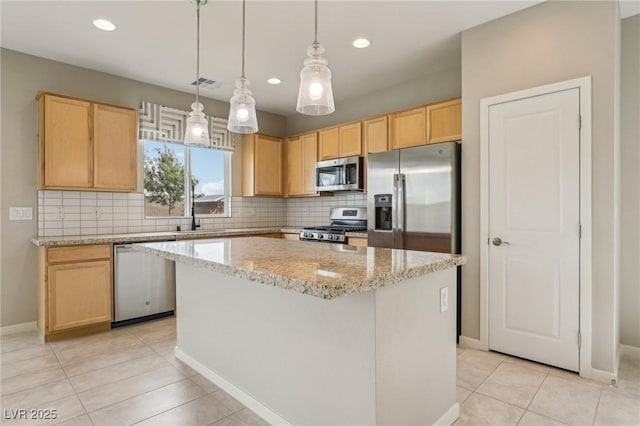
left=191, top=182, right=200, bottom=231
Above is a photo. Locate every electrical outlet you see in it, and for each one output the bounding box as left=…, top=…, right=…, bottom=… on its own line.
left=56, top=207, right=64, bottom=220
left=440, top=287, right=448, bottom=313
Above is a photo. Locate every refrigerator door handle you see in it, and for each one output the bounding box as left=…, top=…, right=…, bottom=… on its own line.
left=392, top=174, right=399, bottom=240
left=397, top=173, right=405, bottom=248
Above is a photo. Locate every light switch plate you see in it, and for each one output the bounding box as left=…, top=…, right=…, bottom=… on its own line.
left=440, top=287, right=448, bottom=312
left=9, top=207, right=33, bottom=221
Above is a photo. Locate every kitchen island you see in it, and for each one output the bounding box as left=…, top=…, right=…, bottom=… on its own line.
left=135, top=237, right=466, bottom=425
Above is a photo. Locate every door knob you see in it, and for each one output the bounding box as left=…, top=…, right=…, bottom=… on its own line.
left=492, top=237, right=510, bottom=246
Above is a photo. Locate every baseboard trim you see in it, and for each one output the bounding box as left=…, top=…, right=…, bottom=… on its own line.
left=620, top=344, right=640, bottom=360
left=175, top=347, right=291, bottom=426
left=590, top=367, right=617, bottom=384
left=434, top=402, right=459, bottom=426
left=1, top=321, right=37, bottom=336
left=458, top=336, right=485, bottom=350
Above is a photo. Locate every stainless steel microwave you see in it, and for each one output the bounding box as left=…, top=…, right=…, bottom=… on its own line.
left=315, top=156, right=363, bottom=192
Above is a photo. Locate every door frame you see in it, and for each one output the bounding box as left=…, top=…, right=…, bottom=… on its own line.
left=479, top=76, right=593, bottom=378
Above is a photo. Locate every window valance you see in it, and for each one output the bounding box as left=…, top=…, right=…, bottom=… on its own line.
left=138, top=101, right=236, bottom=152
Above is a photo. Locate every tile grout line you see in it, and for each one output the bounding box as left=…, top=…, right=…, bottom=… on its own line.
left=516, top=365, right=569, bottom=425
left=128, top=388, right=227, bottom=426
left=85, top=377, right=206, bottom=424
left=49, top=341, right=90, bottom=416
left=591, top=386, right=604, bottom=426
left=73, top=361, right=189, bottom=407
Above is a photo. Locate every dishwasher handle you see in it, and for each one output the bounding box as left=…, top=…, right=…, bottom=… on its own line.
left=115, top=244, right=135, bottom=251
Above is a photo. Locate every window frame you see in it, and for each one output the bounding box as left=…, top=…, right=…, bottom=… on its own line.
left=143, top=139, right=232, bottom=219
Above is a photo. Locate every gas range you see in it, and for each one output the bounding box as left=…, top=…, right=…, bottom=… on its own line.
left=300, top=207, right=367, bottom=244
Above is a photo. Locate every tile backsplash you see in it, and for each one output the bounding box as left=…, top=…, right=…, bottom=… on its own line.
left=285, top=193, right=367, bottom=228
left=37, top=190, right=367, bottom=237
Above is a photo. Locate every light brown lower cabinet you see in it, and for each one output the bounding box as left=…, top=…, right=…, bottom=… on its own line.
left=37, top=244, right=112, bottom=342
left=281, top=233, right=300, bottom=241
left=347, top=237, right=368, bottom=247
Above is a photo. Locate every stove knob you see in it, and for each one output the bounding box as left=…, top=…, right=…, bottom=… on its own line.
left=332, top=235, right=338, bottom=240
left=318, top=234, right=324, bottom=239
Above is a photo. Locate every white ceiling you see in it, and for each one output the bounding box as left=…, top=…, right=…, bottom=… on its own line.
left=1, top=1, right=636, bottom=116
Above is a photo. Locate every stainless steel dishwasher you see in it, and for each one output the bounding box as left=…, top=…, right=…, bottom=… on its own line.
left=113, top=243, right=176, bottom=327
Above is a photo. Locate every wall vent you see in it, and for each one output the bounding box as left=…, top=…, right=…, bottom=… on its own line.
left=191, top=78, right=221, bottom=89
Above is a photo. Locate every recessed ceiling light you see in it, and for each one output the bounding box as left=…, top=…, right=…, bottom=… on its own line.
left=267, top=78, right=282, bottom=85
left=93, top=19, right=116, bottom=32
left=352, top=38, right=370, bottom=49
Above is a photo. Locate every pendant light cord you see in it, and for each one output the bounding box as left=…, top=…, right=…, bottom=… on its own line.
left=196, top=0, right=201, bottom=104
left=241, top=0, right=246, bottom=79
left=314, top=0, right=318, bottom=44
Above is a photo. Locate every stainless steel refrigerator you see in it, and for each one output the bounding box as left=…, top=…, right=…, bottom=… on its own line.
left=367, top=142, right=461, bottom=336
left=367, top=142, right=460, bottom=254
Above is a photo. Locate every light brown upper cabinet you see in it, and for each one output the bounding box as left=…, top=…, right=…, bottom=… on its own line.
left=363, top=115, right=389, bottom=153
left=389, top=106, right=427, bottom=150
left=37, top=93, right=137, bottom=191
left=93, top=104, right=137, bottom=190
left=242, top=134, right=283, bottom=197
left=287, top=132, right=318, bottom=197
left=319, top=122, right=362, bottom=160
left=426, top=98, right=462, bottom=144
left=39, top=95, right=93, bottom=189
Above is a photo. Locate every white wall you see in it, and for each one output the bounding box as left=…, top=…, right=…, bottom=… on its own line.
left=461, top=1, right=620, bottom=373
left=620, top=14, right=640, bottom=349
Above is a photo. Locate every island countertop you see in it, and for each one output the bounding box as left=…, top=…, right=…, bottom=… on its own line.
left=135, top=237, right=466, bottom=299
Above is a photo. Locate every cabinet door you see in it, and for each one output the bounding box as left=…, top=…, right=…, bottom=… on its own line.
left=427, top=98, right=462, bottom=144
left=319, top=128, right=340, bottom=160
left=287, top=137, right=303, bottom=195
left=281, top=233, right=300, bottom=241
left=301, top=133, right=318, bottom=195
left=48, top=260, right=112, bottom=332
left=339, top=123, right=362, bottom=157
left=42, top=95, right=93, bottom=188
left=390, top=107, right=427, bottom=150
left=347, top=237, right=368, bottom=247
left=93, top=104, right=137, bottom=191
left=255, top=135, right=283, bottom=196
left=363, top=116, right=388, bottom=153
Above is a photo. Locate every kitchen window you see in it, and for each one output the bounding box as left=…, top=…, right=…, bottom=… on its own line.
left=143, top=140, right=231, bottom=218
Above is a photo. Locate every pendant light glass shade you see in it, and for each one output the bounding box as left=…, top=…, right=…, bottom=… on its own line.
left=184, top=0, right=210, bottom=147
left=227, top=0, right=258, bottom=134
left=296, top=41, right=334, bottom=115
left=184, top=101, right=210, bottom=146
left=228, top=78, right=258, bottom=134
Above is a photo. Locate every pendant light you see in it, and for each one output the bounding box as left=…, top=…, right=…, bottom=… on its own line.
left=296, top=0, right=335, bottom=116
left=227, top=0, right=258, bottom=134
left=184, top=0, right=210, bottom=146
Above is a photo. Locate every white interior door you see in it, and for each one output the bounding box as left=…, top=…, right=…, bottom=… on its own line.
left=488, top=88, right=580, bottom=372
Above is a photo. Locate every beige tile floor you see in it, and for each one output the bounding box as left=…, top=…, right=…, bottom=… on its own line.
left=0, top=316, right=638, bottom=425
left=455, top=346, right=640, bottom=426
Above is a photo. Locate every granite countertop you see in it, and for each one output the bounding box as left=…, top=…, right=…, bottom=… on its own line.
left=32, top=228, right=299, bottom=247
left=135, top=237, right=466, bottom=299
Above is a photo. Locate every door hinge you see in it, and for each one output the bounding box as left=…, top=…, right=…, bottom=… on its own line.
left=578, top=115, right=582, bottom=130
left=578, top=332, right=582, bottom=348
left=487, top=237, right=490, bottom=245
left=579, top=224, right=582, bottom=238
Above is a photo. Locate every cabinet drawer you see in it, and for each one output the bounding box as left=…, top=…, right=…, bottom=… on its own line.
left=47, top=244, right=111, bottom=264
